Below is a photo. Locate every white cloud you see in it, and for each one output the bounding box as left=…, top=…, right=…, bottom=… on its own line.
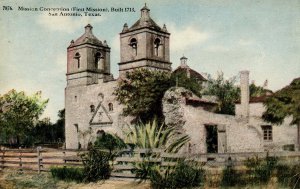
left=37, top=13, right=106, bottom=33
left=168, top=24, right=210, bottom=52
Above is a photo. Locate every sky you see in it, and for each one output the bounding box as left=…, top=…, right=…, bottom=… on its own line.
left=0, top=0, right=299, bottom=122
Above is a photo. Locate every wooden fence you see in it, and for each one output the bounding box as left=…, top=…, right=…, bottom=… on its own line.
left=1, top=147, right=299, bottom=178
left=0, top=147, right=83, bottom=173
left=111, top=149, right=300, bottom=178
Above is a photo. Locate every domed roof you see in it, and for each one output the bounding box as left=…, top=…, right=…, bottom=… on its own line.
left=68, top=24, right=104, bottom=48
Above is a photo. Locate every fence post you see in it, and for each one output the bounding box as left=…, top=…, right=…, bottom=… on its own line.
left=63, top=151, right=66, bottom=167
left=37, top=146, right=42, bottom=174
left=19, top=147, right=23, bottom=173
left=0, top=148, right=4, bottom=171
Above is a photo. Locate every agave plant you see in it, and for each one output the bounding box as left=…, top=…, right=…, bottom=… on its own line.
left=124, top=119, right=190, bottom=153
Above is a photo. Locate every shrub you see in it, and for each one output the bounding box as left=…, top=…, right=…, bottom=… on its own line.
left=276, top=164, right=300, bottom=189
left=134, top=159, right=155, bottom=182
left=167, top=160, right=204, bottom=188
left=221, top=165, right=242, bottom=187
left=50, top=167, right=84, bottom=182
left=245, top=155, right=278, bottom=185
left=94, top=133, right=127, bottom=156
left=80, top=147, right=111, bottom=182
left=148, top=165, right=173, bottom=189
left=135, top=160, right=204, bottom=189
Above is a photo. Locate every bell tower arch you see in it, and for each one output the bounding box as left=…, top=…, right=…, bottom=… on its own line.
left=67, top=24, right=112, bottom=86
left=119, top=4, right=172, bottom=77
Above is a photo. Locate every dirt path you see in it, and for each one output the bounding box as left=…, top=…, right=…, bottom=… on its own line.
left=66, top=179, right=150, bottom=189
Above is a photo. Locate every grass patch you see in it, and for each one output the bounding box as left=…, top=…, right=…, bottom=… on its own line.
left=1, top=172, right=59, bottom=189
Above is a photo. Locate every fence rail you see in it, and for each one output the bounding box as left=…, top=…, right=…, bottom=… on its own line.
left=111, top=149, right=300, bottom=178
left=1, top=147, right=299, bottom=178
left=0, top=147, right=83, bottom=173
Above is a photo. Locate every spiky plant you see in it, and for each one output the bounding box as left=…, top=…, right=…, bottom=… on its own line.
left=124, top=119, right=190, bottom=153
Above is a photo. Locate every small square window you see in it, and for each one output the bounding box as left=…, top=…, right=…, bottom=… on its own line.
left=261, top=125, right=272, bottom=141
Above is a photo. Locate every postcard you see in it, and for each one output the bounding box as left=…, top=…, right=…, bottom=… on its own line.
left=0, top=0, right=299, bottom=188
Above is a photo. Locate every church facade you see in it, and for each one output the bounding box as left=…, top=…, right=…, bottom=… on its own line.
left=65, top=5, right=172, bottom=149
left=65, top=5, right=298, bottom=152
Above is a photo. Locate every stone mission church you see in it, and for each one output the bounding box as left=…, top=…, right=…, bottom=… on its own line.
left=65, top=5, right=298, bottom=152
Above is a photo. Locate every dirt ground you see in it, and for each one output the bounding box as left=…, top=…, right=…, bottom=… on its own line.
left=0, top=171, right=150, bottom=189
left=0, top=171, right=288, bottom=189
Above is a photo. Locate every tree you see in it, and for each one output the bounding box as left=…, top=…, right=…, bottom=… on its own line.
left=24, top=109, right=65, bottom=146
left=115, top=69, right=203, bottom=123
left=250, top=83, right=271, bottom=97
left=263, top=77, right=300, bottom=149
left=53, top=109, right=65, bottom=142
left=26, top=117, right=52, bottom=145
left=202, top=72, right=240, bottom=115
left=0, top=90, right=48, bottom=145
left=115, top=69, right=172, bottom=122
left=170, top=70, right=202, bottom=98
left=30, top=109, right=65, bottom=145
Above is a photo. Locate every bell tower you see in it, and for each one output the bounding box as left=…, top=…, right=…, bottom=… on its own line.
left=119, top=4, right=172, bottom=77
left=67, top=24, right=112, bottom=86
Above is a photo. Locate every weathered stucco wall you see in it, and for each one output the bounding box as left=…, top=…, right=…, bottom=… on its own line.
left=66, top=83, right=297, bottom=153
left=65, top=79, right=130, bottom=149
left=163, top=87, right=297, bottom=154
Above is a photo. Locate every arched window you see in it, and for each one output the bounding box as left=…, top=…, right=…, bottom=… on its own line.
left=90, top=105, right=95, bottom=112
left=96, top=130, right=105, bottom=138
left=98, top=93, right=104, bottom=102
left=95, top=52, right=104, bottom=70
left=154, top=38, right=161, bottom=56
left=129, top=38, right=137, bottom=56
left=108, top=103, right=113, bottom=111
left=74, top=52, right=81, bottom=68
left=95, top=52, right=100, bottom=69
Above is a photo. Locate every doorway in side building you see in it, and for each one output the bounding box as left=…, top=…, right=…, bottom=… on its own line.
left=205, top=125, right=218, bottom=153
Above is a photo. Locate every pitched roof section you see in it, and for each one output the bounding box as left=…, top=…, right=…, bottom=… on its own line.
left=129, top=17, right=163, bottom=31
left=68, top=24, right=106, bottom=48
left=121, top=4, right=168, bottom=33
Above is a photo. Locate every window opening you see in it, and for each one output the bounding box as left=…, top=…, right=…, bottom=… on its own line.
left=261, top=125, right=272, bottom=141
left=74, top=52, right=81, bottom=68
left=130, top=38, right=137, bottom=56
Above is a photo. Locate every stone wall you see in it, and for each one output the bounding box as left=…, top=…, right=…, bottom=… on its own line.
left=65, top=79, right=130, bottom=149
left=162, top=87, right=297, bottom=154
